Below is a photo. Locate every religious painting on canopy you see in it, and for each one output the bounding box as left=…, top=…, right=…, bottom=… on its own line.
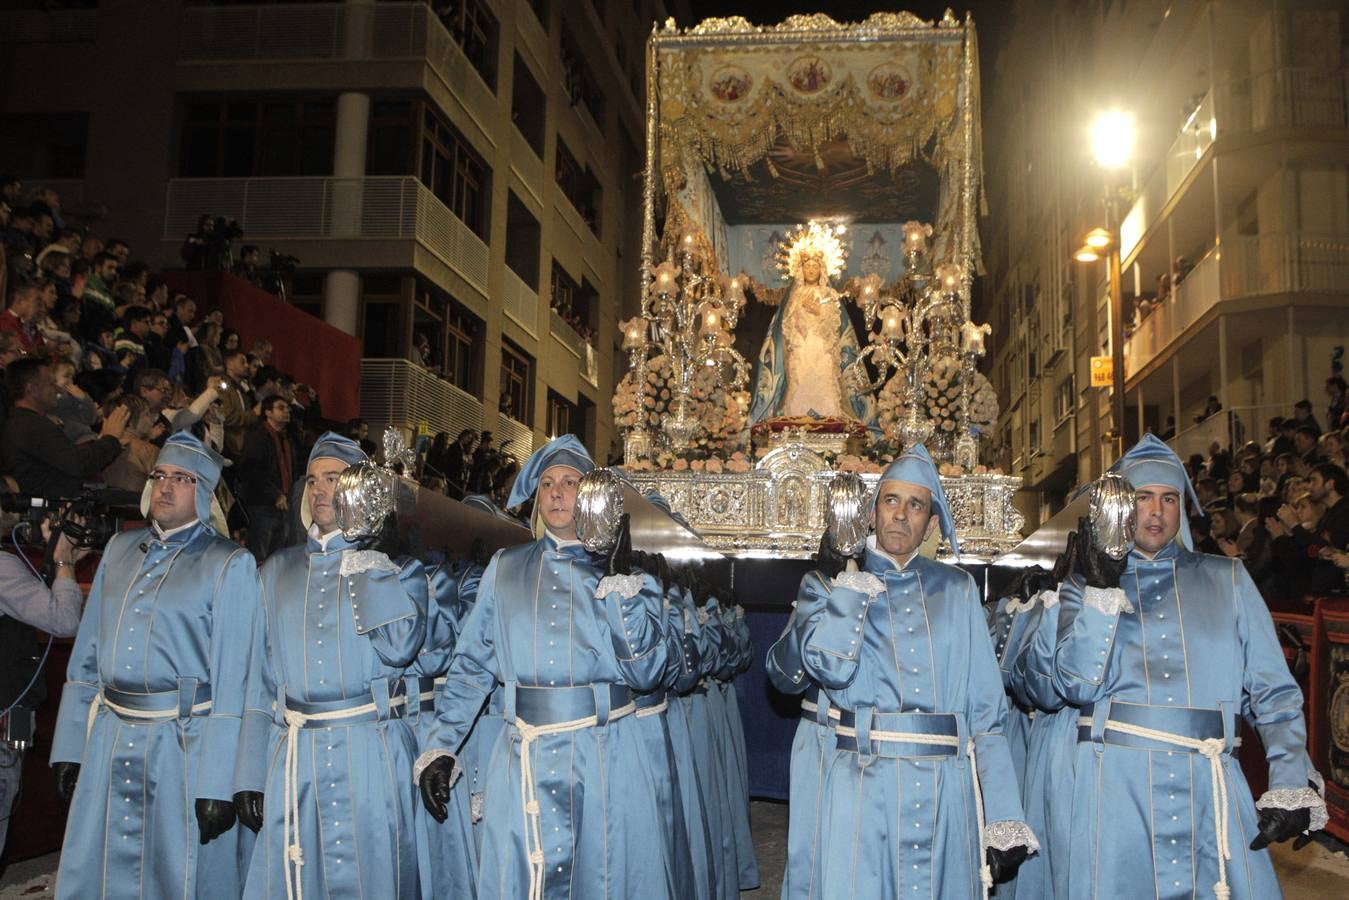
left=617, top=10, right=1001, bottom=481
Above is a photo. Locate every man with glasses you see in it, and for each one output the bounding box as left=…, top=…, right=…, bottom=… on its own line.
left=49, top=431, right=261, bottom=898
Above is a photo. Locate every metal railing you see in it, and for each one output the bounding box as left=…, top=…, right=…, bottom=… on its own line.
left=178, top=2, right=494, bottom=111
left=1121, top=66, right=1348, bottom=261
left=1165, top=404, right=1289, bottom=464
left=1124, top=232, right=1349, bottom=376
left=494, top=415, right=535, bottom=466
left=162, top=175, right=489, bottom=293
left=501, top=269, right=539, bottom=337
left=360, top=358, right=484, bottom=439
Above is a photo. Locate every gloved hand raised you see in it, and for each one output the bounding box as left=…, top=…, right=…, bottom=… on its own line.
left=1072, top=516, right=1127, bottom=590
left=233, top=790, right=264, bottom=834
left=605, top=514, right=635, bottom=577
left=195, top=797, right=237, bottom=845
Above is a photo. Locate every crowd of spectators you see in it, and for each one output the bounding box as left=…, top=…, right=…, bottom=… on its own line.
left=421, top=427, right=519, bottom=506
left=1124, top=254, right=1197, bottom=340
left=0, top=176, right=331, bottom=563
left=1178, top=382, right=1349, bottom=609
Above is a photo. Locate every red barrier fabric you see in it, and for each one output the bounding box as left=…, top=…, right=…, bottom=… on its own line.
left=160, top=272, right=361, bottom=422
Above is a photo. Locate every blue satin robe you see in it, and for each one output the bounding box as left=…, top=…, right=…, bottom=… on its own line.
left=664, top=586, right=717, bottom=900
left=791, top=550, right=1028, bottom=899
left=422, top=535, right=676, bottom=900
left=51, top=522, right=260, bottom=899
left=236, top=532, right=427, bottom=899
left=767, top=585, right=836, bottom=900
left=710, top=605, right=758, bottom=891
left=409, top=558, right=479, bottom=898
left=1040, top=541, right=1317, bottom=900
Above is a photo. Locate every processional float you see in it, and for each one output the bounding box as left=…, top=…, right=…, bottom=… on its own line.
left=614, top=10, right=1024, bottom=559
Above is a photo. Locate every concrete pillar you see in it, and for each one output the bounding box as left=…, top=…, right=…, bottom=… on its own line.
left=322, top=0, right=375, bottom=337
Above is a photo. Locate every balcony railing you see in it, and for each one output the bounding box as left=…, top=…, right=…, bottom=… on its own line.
left=1120, top=66, right=1348, bottom=262
left=1123, top=232, right=1349, bottom=377
left=179, top=2, right=494, bottom=111
left=494, top=415, right=536, bottom=466
left=549, top=310, right=599, bottom=385
left=501, top=269, right=539, bottom=337
left=360, top=358, right=483, bottom=438
left=162, top=176, right=489, bottom=293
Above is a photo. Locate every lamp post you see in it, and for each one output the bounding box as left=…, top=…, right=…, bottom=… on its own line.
left=1080, top=110, right=1135, bottom=459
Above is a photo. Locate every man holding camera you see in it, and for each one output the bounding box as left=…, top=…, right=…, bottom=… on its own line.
left=0, top=514, right=86, bottom=864
left=779, top=444, right=1034, bottom=899
left=1035, top=434, right=1325, bottom=899
left=49, top=431, right=260, bottom=899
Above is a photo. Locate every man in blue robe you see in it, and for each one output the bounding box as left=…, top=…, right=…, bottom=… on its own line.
left=50, top=431, right=260, bottom=899
left=234, top=432, right=427, bottom=899
left=1037, top=434, right=1327, bottom=900
left=417, top=435, right=677, bottom=900
left=783, top=444, right=1035, bottom=899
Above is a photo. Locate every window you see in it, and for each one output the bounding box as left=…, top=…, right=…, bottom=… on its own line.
left=500, top=340, right=534, bottom=423
left=367, top=100, right=413, bottom=175
left=511, top=54, right=547, bottom=157
left=421, top=109, right=490, bottom=238
left=1028, top=419, right=1041, bottom=455
left=1055, top=375, right=1075, bottom=423
left=548, top=390, right=578, bottom=440
left=446, top=303, right=483, bottom=395
left=434, top=0, right=499, bottom=90
left=554, top=138, right=602, bottom=235
left=505, top=192, right=541, bottom=289
left=181, top=99, right=333, bottom=178
left=0, top=113, right=88, bottom=178
left=560, top=25, right=606, bottom=128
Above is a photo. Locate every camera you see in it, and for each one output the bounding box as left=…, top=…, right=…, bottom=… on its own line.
left=1, top=488, right=139, bottom=552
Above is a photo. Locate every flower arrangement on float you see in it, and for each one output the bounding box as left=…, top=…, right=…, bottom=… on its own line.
left=611, top=351, right=749, bottom=464
left=874, top=354, right=999, bottom=446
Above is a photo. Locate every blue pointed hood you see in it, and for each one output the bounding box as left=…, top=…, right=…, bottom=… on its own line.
left=1108, top=433, right=1201, bottom=550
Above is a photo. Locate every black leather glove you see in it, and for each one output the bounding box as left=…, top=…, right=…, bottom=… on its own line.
left=1073, top=517, right=1127, bottom=589
left=1007, top=565, right=1055, bottom=604
left=814, top=533, right=857, bottom=580
left=1050, top=545, right=1073, bottom=585
left=986, top=845, right=1029, bottom=884
left=419, top=757, right=455, bottom=824
left=1250, top=805, right=1313, bottom=851
left=53, top=761, right=80, bottom=803
left=605, top=514, right=635, bottom=576
left=195, top=798, right=237, bottom=845
left=233, top=790, right=264, bottom=834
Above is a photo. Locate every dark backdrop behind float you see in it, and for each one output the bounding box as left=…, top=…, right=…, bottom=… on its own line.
left=160, top=272, right=362, bottom=423
left=729, top=558, right=990, bottom=800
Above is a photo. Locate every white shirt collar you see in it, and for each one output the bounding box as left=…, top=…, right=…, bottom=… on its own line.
left=309, top=523, right=343, bottom=551
left=152, top=518, right=198, bottom=540
left=545, top=528, right=582, bottom=549
left=867, top=533, right=919, bottom=571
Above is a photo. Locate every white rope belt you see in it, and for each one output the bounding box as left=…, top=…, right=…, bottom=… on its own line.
left=635, top=698, right=668, bottom=719
left=516, top=702, right=637, bottom=900
left=833, top=724, right=993, bottom=899
left=280, top=695, right=408, bottom=900
left=1086, top=717, right=1234, bottom=900
left=85, top=691, right=213, bottom=738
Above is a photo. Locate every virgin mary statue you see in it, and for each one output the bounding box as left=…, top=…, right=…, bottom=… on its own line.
left=748, top=223, right=876, bottom=428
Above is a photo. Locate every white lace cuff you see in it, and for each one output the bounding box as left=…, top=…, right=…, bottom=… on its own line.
left=831, top=571, right=885, bottom=598
left=694, top=606, right=710, bottom=625
left=1036, top=588, right=1060, bottom=609
left=340, top=549, right=400, bottom=577
left=1256, top=787, right=1329, bottom=832
left=470, top=791, right=485, bottom=823
left=412, top=748, right=461, bottom=787
left=984, top=820, right=1040, bottom=853
left=595, top=573, right=646, bottom=600
left=1081, top=585, right=1134, bottom=616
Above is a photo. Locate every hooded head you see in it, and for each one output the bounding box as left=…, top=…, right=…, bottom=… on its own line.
left=140, top=431, right=227, bottom=533
left=872, top=443, right=959, bottom=557
left=1108, top=433, right=1201, bottom=550
left=301, top=431, right=368, bottom=530
left=507, top=435, right=595, bottom=538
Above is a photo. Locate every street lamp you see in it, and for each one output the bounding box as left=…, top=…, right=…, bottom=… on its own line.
left=1082, top=110, right=1135, bottom=459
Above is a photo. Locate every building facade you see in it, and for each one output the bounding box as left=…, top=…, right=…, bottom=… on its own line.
left=1, top=0, right=690, bottom=465
left=980, top=0, right=1349, bottom=529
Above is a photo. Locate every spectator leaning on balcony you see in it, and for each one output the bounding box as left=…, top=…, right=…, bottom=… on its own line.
left=0, top=356, right=130, bottom=499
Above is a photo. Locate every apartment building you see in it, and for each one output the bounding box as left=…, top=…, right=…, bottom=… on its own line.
left=0, top=0, right=690, bottom=464
left=980, top=0, right=1349, bottom=529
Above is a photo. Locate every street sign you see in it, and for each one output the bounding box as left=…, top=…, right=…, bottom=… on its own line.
left=1090, top=356, right=1114, bottom=387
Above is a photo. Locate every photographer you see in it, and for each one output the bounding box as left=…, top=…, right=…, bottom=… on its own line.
left=0, top=511, right=86, bottom=861
left=232, top=245, right=263, bottom=288
left=180, top=215, right=240, bottom=273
